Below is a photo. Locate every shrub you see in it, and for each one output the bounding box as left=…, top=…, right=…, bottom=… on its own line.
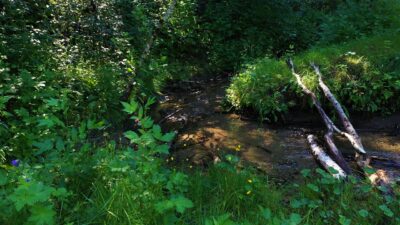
left=318, top=0, right=400, bottom=45
left=226, top=33, right=400, bottom=121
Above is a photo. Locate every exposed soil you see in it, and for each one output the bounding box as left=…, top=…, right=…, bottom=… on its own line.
left=156, top=75, right=400, bottom=180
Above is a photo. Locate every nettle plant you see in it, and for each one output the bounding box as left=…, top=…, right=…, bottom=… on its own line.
left=121, top=98, right=193, bottom=223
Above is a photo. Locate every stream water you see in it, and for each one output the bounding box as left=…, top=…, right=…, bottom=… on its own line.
left=156, top=76, right=400, bottom=180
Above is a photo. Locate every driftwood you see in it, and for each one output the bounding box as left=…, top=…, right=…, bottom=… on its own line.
left=287, top=59, right=394, bottom=191
left=159, top=108, right=183, bottom=124
left=307, top=134, right=347, bottom=179
left=287, top=59, right=351, bottom=176
left=311, top=64, right=365, bottom=155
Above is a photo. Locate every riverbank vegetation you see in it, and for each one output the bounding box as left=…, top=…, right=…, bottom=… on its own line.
left=227, top=33, right=400, bottom=121
left=1, top=0, right=400, bottom=224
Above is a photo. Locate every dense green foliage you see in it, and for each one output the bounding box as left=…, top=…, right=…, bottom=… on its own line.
left=1, top=0, right=400, bottom=224
left=227, top=33, right=400, bottom=120
left=226, top=0, right=400, bottom=120
left=182, top=163, right=400, bottom=225
left=198, top=0, right=400, bottom=71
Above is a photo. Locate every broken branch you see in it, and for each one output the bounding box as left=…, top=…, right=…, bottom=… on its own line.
left=311, top=63, right=366, bottom=155
left=307, top=135, right=347, bottom=179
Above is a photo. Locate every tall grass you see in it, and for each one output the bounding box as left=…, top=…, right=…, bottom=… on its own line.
left=82, top=158, right=400, bottom=224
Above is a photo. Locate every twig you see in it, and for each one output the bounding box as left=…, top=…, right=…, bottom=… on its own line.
left=159, top=108, right=183, bottom=124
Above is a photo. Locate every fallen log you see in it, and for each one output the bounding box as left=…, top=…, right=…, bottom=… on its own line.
left=287, top=59, right=351, bottom=174
left=287, top=59, right=396, bottom=192
left=311, top=63, right=366, bottom=155
left=307, top=134, right=347, bottom=179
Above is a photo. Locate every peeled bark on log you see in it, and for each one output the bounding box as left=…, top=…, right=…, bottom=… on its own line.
left=311, top=63, right=366, bottom=155
left=287, top=60, right=335, bottom=129
left=287, top=59, right=350, bottom=174
left=311, top=63, right=371, bottom=174
left=288, top=59, right=396, bottom=193
left=307, top=135, right=347, bottom=179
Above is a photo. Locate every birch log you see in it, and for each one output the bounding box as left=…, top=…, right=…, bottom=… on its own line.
left=307, top=135, right=347, bottom=179
left=288, top=60, right=394, bottom=192
left=287, top=59, right=351, bottom=174
left=311, top=63, right=366, bottom=155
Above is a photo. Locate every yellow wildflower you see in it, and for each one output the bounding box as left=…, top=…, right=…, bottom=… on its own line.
left=246, top=190, right=252, bottom=195
left=247, top=179, right=253, bottom=183
left=235, top=145, right=241, bottom=151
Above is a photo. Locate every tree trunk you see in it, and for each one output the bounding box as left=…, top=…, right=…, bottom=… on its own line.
left=307, top=135, right=347, bottom=179
left=287, top=59, right=396, bottom=192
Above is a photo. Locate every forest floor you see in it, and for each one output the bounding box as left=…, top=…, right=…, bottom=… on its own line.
left=156, top=75, right=400, bottom=181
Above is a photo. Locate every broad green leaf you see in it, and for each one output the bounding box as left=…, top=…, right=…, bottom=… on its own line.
left=121, top=101, right=138, bottom=114
left=8, top=182, right=53, bottom=211
left=307, top=183, right=319, bottom=192
left=87, top=119, right=105, bottom=130
left=45, top=98, right=59, bottom=107
left=328, top=167, right=339, bottom=174
left=55, top=138, right=64, bottom=151
left=379, top=204, right=394, bottom=217
left=152, top=125, right=162, bottom=137
left=339, top=215, right=351, bottom=225
left=358, top=209, right=369, bottom=218
left=155, top=200, right=175, bottom=213
left=155, top=144, right=169, bottom=154
left=52, top=188, right=68, bottom=198
left=0, top=96, right=12, bottom=110
left=145, top=97, right=156, bottom=108
left=333, top=186, right=341, bottom=195
left=141, top=133, right=156, bottom=146
left=28, top=205, right=55, bottom=225
left=141, top=117, right=154, bottom=129
left=138, top=106, right=144, bottom=119
left=259, top=206, right=271, bottom=220
left=155, top=196, right=193, bottom=214
left=37, top=118, right=55, bottom=128
left=124, top=131, right=140, bottom=143
left=173, top=196, right=193, bottom=213
left=300, top=169, right=311, bottom=177
left=166, top=172, right=188, bottom=192
left=159, top=132, right=175, bottom=142
left=289, top=213, right=302, bottom=225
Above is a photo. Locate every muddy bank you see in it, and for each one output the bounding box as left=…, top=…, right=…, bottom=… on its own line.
left=156, top=76, right=400, bottom=180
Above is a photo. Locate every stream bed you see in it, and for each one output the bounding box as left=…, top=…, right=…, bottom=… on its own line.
left=156, top=76, right=400, bottom=180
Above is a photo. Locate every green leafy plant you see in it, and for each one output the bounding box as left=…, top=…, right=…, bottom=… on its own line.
left=226, top=33, right=400, bottom=120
